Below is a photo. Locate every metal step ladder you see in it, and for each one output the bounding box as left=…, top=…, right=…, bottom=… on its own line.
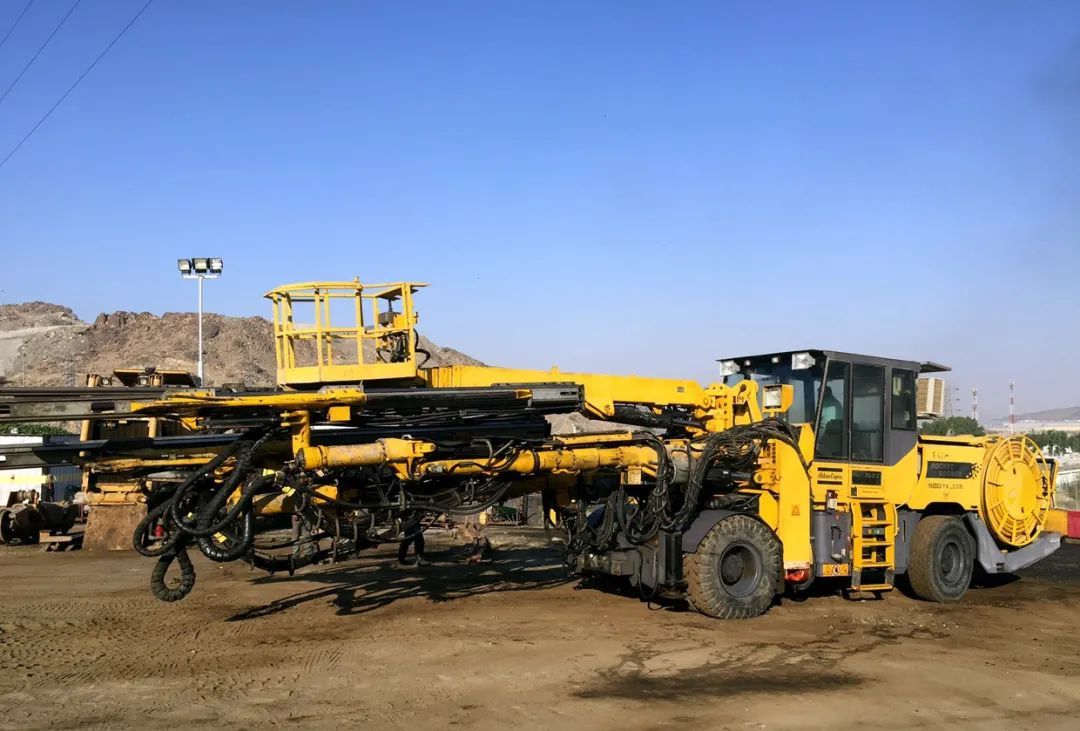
left=850, top=500, right=897, bottom=592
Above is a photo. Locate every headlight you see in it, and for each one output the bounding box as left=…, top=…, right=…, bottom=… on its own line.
left=791, top=352, right=816, bottom=370
left=720, top=360, right=740, bottom=377
left=763, top=384, right=784, bottom=409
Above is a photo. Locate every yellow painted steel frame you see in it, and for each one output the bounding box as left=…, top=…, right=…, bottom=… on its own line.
left=129, top=388, right=370, bottom=417
left=751, top=425, right=816, bottom=570
left=908, top=434, right=1052, bottom=548
left=266, top=279, right=427, bottom=387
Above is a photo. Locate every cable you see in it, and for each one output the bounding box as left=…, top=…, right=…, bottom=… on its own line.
left=0, top=0, right=81, bottom=107
left=0, top=0, right=35, bottom=52
left=0, top=0, right=155, bottom=172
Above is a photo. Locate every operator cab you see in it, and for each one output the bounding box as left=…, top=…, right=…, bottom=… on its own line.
left=719, top=350, right=949, bottom=467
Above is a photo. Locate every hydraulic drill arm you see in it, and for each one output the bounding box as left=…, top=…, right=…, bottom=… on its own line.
left=421, top=364, right=762, bottom=432
left=421, top=365, right=705, bottom=419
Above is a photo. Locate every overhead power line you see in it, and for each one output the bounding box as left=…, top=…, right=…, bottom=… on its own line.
left=0, top=0, right=156, bottom=173
left=0, top=0, right=82, bottom=107
left=0, top=0, right=36, bottom=52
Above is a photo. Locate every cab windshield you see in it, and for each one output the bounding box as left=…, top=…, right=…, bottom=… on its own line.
left=723, top=357, right=824, bottom=424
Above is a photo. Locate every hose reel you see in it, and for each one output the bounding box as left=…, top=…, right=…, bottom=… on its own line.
left=980, top=436, right=1052, bottom=548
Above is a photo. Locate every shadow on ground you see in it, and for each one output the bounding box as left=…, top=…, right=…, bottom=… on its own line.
left=228, top=544, right=572, bottom=621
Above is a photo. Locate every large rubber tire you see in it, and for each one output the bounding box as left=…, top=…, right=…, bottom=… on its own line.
left=684, top=514, right=782, bottom=619
left=0, top=509, right=14, bottom=544
left=907, top=515, right=974, bottom=603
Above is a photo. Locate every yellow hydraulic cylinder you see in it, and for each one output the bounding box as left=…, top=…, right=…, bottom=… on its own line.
left=416, top=444, right=659, bottom=478
left=297, top=439, right=435, bottom=470
left=297, top=438, right=663, bottom=481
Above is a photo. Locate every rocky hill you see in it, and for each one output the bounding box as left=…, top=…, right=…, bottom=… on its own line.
left=0, top=301, right=481, bottom=387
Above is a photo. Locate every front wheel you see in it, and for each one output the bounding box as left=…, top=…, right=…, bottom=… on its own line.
left=684, top=514, right=782, bottom=619
left=907, top=515, right=974, bottom=602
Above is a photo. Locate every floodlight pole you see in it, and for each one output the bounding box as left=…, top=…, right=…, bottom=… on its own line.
left=197, top=275, right=204, bottom=384
left=178, top=258, right=221, bottom=387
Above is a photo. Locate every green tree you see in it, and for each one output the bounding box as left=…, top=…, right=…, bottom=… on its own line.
left=1029, top=430, right=1080, bottom=454
left=920, top=416, right=985, bottom=437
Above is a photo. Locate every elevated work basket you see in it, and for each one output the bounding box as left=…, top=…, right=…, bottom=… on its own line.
left=265, top=280, right=426, bottom=388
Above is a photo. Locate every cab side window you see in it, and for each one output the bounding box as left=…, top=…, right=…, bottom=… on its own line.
left=851, top=364, right=884, bottom=462
left=892, top=369, right=916, bottom=430
left=816, top=361, right=849, bottom=460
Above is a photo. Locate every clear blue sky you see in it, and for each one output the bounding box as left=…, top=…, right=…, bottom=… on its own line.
left=1, top=1, right=1078, bottom=415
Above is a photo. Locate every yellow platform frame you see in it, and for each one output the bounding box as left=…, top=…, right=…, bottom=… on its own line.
left=266, top=279, right=427, bottom=387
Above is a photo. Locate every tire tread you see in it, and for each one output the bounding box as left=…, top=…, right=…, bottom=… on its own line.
left=908, top=515, right=973, bottom=603
left=684, top=514, right=781, bottom=619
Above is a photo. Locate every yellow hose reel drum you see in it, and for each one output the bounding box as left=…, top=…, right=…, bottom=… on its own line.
left=979, top=436, right=1052, bottom=548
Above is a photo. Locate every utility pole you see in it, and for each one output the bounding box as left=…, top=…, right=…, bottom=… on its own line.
left=971, top=387, right=978, bottom=423
left=1009, top=380, right=1015, bottom=434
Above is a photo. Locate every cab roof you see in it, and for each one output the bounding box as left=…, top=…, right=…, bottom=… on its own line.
left=717, top=349, right=950, bottom=374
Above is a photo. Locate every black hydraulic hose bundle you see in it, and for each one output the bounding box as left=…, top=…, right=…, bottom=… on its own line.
left=409, top=478, right=514, bottom=516
left=132, top=498, right=185, bottom=558
left=565, top=488, right=621, bottom=556
left=170, top=429, right=276, bottom=537
left=570, top=419, right=806, bottom=554
left=196, top=508, right=255, bottom=562
left=131, top=435, right=253, bottom=559
left=134, top=425, right=278, bottom=602
left=660, top=418, right=802, bottom=533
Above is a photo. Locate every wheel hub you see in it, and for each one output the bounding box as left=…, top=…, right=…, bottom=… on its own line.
left=717, top=542, right=762, bottom=597
left=940, top=541, right=960, bottom=581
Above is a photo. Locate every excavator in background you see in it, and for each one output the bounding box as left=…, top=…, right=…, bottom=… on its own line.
left=0, top=279, right=1073, bottom=618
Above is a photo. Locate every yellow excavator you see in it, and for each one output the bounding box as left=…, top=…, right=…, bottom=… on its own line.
left=0, top=279, right=1072, bottom=618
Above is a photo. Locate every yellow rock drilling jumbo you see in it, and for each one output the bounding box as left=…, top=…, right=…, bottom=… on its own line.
left=0, top=280, right=1071, bottom=618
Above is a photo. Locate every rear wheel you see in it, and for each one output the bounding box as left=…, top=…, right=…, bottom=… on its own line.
left=908, top=515, right=974, bottom=602
left=0, top=509, right=13, bottom=544
left=684, top=514, right=781, bottom=619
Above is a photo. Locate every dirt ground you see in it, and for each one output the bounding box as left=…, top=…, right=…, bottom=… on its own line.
left=1, top=530, right=1078, bottom=731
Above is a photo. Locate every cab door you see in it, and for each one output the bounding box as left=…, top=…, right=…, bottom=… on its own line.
left=811, top=360, right=852, bottom=498
left=848, top=362, right=886, bottom=500
left=812, top=359, right=919, bottom=501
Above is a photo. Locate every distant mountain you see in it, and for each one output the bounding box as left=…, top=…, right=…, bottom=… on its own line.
left=0, top=301, right=481, bottom=388
left=997, top=405, right=1080, bottom=422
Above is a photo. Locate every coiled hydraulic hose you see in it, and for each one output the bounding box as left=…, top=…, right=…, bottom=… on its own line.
left=149, top=547, right=197, bottom=602
left=196, top=508, right=255, bottom=562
